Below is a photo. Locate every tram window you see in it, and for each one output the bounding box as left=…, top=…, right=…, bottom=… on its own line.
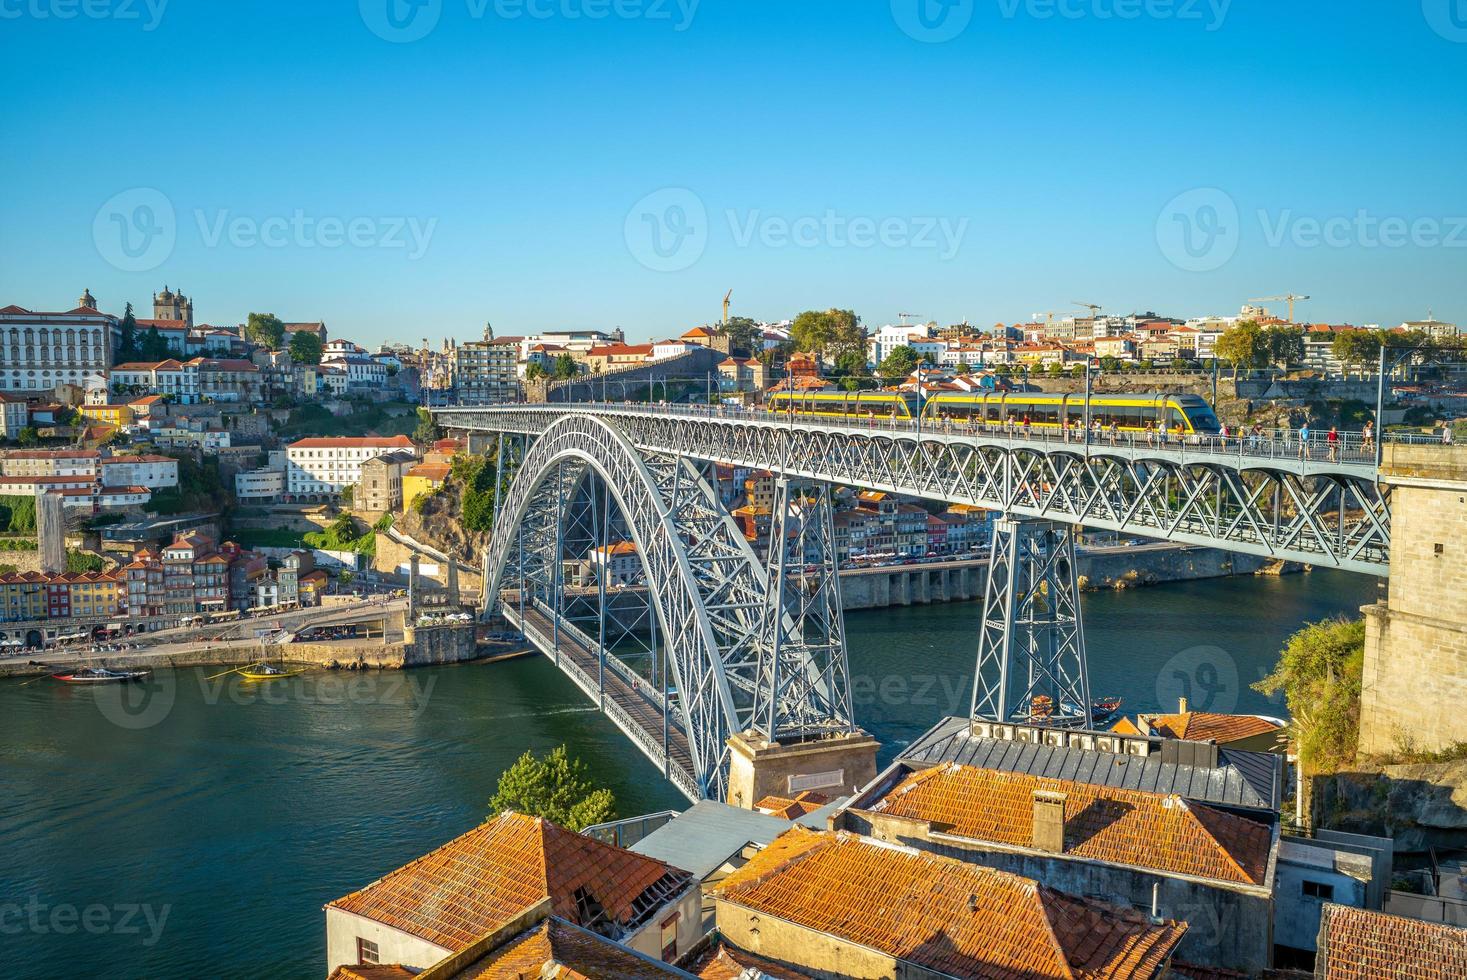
left=1168, top=408, right=1187, bottom=431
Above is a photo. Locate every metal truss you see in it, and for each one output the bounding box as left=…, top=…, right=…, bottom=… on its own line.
left=480, top=415, right=780, bottom=800
left=444, top=406, right=1391, bottom=575
left=971, top=518, right=1092, bottom=726
left=752, top=478, right=856, bottom=743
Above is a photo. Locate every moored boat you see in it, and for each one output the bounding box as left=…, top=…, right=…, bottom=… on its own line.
left=238, top=662, right=308, bottom=680
left=50, top=666, right=150, bottom=684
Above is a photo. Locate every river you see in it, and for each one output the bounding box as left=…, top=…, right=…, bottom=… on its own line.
left=0, top=569, right=1376, bottom=979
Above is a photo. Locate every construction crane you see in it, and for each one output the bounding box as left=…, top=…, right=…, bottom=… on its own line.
left=1249, top=294, right=1311, bottom=323
left=1072, top=301, right=1102, bottom=317
left=898, top=312, right=922, bottom=326
left=722, top=290, right=732, bottom=326
left=1032, top=311, right=1056, bottom=331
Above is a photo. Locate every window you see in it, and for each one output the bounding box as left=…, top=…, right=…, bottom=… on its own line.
left=660, top=913, right=679, bottom=961
left=1302, top=880, right=1334, bottom=901
left=356, top=937, right=379, bottom=964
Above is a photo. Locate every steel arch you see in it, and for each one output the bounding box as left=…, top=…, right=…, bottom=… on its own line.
left=481, top=415, right=770, bottom=800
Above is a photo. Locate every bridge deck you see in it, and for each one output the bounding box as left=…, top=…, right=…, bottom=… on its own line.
left=501, top=598, right=699, bottom=800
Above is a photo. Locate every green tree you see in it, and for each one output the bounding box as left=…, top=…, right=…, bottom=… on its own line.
left=116, top=302, right=138, bottom=364
left=1214, top=320, right=1268, bottom=377
left=791, top=308, right=863, bottom=362
left=65, top=551, right=105, bottom=573
left=140, top=326, right=172, bottom=361
left=833, top=348, right=871, bottom=386
left=1332, top=331, right=1383, bottom=375
left=723, top=316, right=761, bottom=357
left=1264, top=325, right=1305, bottom=367
left=552, top=353, right=579, bottom=380
left=487, top=745, right=617, bottom=831
left=524, top=362, right=548, bottom=381
left=1098, top=356, right=1120, bottom=373
left=1046, top=362, right=1065, bottom=376
left=289, top=330, right=323, bottom=364
left=413, top=407, right=437, bottom=444
left=245, top=312, right=286, bottom=349
left=877, top=345, right=921, bottom=381
left=1253, top=618, right=1364, bottom=774
left=16, top=427, right=38, bottom=447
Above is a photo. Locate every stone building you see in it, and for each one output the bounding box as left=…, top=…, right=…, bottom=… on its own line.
left=357, top=450, right=417, bottom=514
left=152, top=285, right=193, bottom=328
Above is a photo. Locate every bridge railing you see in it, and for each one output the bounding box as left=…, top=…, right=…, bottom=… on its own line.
left=464, top=400, right=1415, bottom=469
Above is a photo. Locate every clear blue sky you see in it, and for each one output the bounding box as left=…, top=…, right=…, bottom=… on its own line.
left=3, top=1, right=1465, bottom=346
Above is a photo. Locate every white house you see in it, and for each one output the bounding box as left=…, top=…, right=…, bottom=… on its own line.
left=98, top=454, right=178, bottom=490
left=286, top=435, right=417, bottom=501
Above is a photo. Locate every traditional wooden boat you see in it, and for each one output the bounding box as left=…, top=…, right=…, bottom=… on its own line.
left=1090, top=696, right=1123, bottom=724
left=237, top=662, right=308, bottom=680
left=50, top=666, right=150, bottom=684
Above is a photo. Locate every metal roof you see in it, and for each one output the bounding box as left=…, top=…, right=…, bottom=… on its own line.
left=898, top=715, right=1282, bottom=813
left=630, top=799, right=840, bottom=880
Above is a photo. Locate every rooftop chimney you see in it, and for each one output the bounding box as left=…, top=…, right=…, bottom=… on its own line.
left=1032, top=790, right=1067, bottom=854
left=1178, top=696, right=1189, bottom=713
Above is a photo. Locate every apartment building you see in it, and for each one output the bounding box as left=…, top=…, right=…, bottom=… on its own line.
left=0, top=570, right=127, bottom=624
left=98, top=455, right=178, bottom=490
left=0, top=295, right=114, bottom=393
left=450, top=336, right=520, bottom=403
left=285, top=435, right=417, bottom=502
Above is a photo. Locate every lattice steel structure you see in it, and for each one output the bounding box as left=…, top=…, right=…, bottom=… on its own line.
left=443, top=404, right=1392, bottom=575
left=479, top=414, right=853, bottom=801
left=971, top=518, right=1092, bottom=726
left=752, top=478, right=856, bottom=743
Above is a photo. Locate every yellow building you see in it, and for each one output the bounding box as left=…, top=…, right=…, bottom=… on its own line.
left=401, top=461, right=451, bottom=511
left=79, top=403, right=134, bottom=429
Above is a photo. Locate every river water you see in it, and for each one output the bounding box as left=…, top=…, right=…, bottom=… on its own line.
left=0, top=570, right=1375, bottom=979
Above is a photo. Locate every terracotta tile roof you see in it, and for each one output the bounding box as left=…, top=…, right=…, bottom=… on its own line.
left=865, top=763, right=1273, bottom=886
left=753, top=791, right=829, bottom=820
left=1148, top=712, right=1282, bottom=744
left=408, top=462, right=451, bottom=480
left=691, top=943, right=814, bottom=979
left=1317, top=904, right=1467, bottom=980
left=327, top=967, right=416, bottom=980
left=446, top=917, right=692, bottom=979
left=712, top=827, right=1186, bottom=979
left=289, top=436, right=415, bottom=450
left=326, top=812, right=692, bottom=953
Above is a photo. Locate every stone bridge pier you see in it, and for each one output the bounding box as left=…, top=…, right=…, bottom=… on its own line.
left=1360, top=445, right=1467, bottom=754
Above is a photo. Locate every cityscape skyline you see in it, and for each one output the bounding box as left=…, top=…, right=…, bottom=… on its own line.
left=3, top=3, right=1466, bottom=346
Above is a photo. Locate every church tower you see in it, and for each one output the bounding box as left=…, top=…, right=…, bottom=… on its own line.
left=77, top=288, right=97, bottom=311
left=153, top=285, right=194, bottom=328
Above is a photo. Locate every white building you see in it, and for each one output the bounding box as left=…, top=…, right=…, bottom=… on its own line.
left=111, top=359, right=200, bottom=402
left=286, top=435, right=417, bottom=502
left=0, top=450, right=100, bottom=479
left=236, top=467, right=286, bottom=503
left=98, top=455, right=179, bottom=490
left=589, top=540, right=641, bottom=585
left=0, top=292, right=115, bottom=393
left=0, top=395, right=27, bottom=438
left=868, top=323, right=942, bottom=367
left=320, top=353, right=389, bottom=389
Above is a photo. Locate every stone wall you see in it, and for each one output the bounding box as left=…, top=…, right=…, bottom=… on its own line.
left=1359, top=445, right=1467, bottom=755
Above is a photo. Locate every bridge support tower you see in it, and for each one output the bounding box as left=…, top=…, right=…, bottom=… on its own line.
left=1360, top=445, right=1467, bottom=754
left=729, top=476, right=877, bottom=809
left=971, top=517, right=1092, bottom=727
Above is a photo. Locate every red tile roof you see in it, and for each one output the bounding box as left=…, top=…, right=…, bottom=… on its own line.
left=325, top=812, right=691, bottom=953
left=865, top=763, right=1274, bottom=886
left=449, top=917, right=691, bottom=979
left=1317, top=904, right=1467, bottom=980
left=289, top=435, right=415, bottom=450
left=753, top=791, right=829, bottom=820
left=327, top=968, right=415, bottom=980
left=713, top=827, right=1186, bottom=979
left=1147, top=712, right=1283, bottom=744
left=692, top=943, right=813, bottom=979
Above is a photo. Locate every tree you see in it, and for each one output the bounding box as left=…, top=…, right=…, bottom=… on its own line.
left=289, top=330, right=323, bottom=364
left=525, top=362, right=548, bottom=381
left=723, top=316, right=761, bottom=357
left=65, top=550, right=105, bottom=573
left=245, top=312, right=286, bottom=350
left=140, top=326, right=171, bottom=361
left=1214, top=320, right=1268, bottom=377
left=1332, top=331, right=1383, bottom=375
left=413, top=407, right=437, bottom=444
left=833, top=348, right=871, bottom=386
left=1099, top=356, right=1120, bottom=373
left=16, top=427, right=38, bottom=447
left=791, top=308, right=863, bottom=362
left=552, top=353, right=579, bottom=380
left=116, top=303, right=138, bottom=364
left=1264, top=325, right=1304, bottom=367
left=1253, top=618, right=1364, bottom=774
left=488, top=745, right=617, bottom=831
left=1046, top=362, right=1064, bottom=376
left=877, top=345, right=921, bottom=381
